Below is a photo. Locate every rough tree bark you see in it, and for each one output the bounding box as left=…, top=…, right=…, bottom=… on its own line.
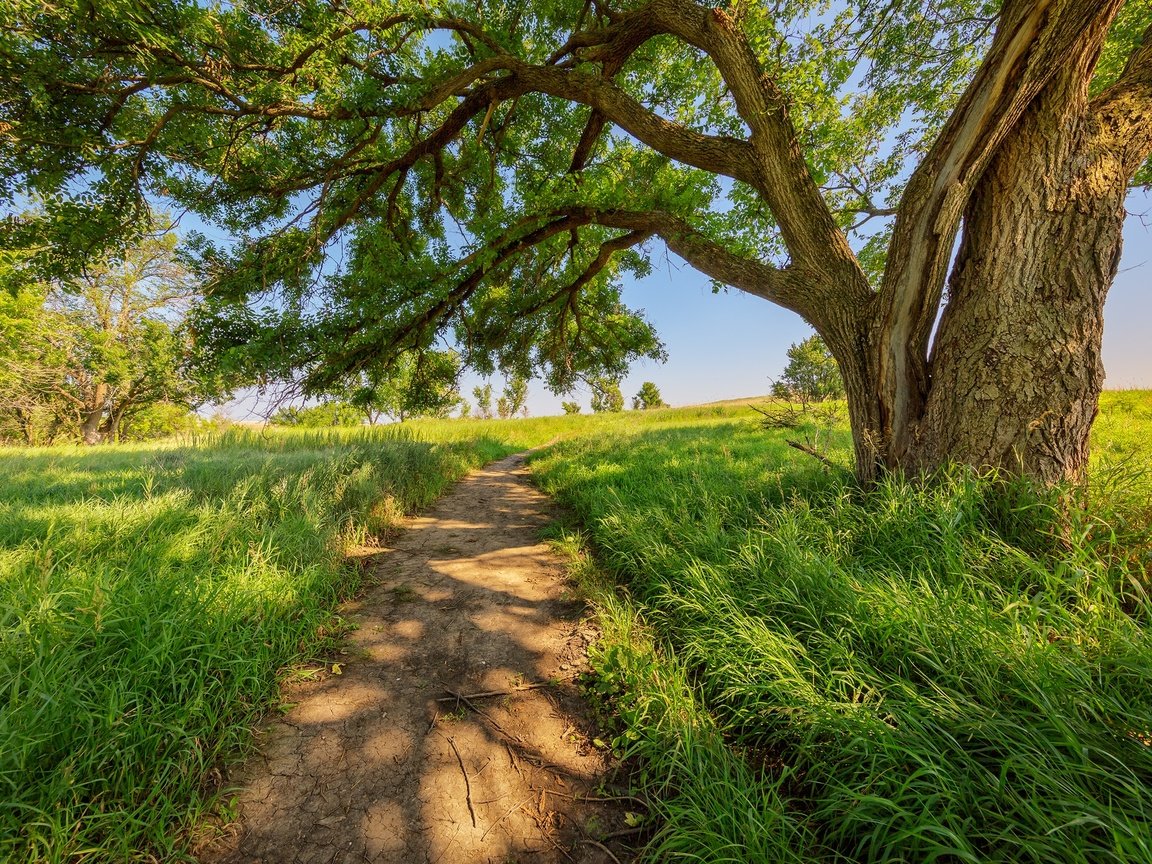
left=842, top=1, right=1151, bottom=484
left=909, top=97, right=1126, bottom=482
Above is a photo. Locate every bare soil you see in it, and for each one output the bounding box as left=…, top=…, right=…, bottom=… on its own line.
left=197, top=452, right=635, bottom=864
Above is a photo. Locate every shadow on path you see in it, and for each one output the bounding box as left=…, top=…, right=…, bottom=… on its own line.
left=197, top=453, right=633, bottom=864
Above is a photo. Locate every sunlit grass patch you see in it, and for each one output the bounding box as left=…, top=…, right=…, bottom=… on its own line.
left=534, top=393, right=1152, bottom=862
left=0, top=429, right=526, bottom=862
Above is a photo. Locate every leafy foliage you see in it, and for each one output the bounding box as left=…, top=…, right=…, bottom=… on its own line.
left=472, top=383, right=494, bottom=420
left=497, top=374, right=529, bottom=418
left=632, top=380, right=666, bottom=410
left=0, top=232, right=206, bottom=444
left=341, top=350, right=461, bottom=423
left=771, top=334, right=844, bottom=404
left=270, top=400, right=363, bottom=427
left=590, top=377, right=625, bottom=413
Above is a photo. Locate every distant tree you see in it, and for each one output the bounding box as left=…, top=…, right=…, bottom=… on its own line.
left=497, top=375, right=529, bottom=419
left=0, top=233, right=205, bottom=444
left=343, top=350, right=460, bottom=423
left=458, top=400, right=471, bottom=419
left=632, top=381, right=667, bottom=410
left=561, top=401, right=582, bottom=415
left=772, top=335, right=845, bottom=405
left=270, top=401, right=362, bottom=427
left=472, top=383, right=494, bottom=420
left=590, top=378, right=625, bottom=413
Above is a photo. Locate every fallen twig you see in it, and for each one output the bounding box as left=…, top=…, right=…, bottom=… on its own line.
left=480, top=793, right=535, bottom=841
left=440, top=684, right=516, bottom=741
left=444, top=735, right=476, bottom=828
left=601, top=825, right=648, bottom=839
left=579, top=838, right=623, bottom=864
left=434, top=678, right=572, bottom=702
left=785, top=438, right=837, bottom=468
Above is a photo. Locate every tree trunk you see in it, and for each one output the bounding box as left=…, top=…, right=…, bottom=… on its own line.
left=818, top=310, right=885, bottom=482
left=903, top=66, right=1130, bottom=484
left=80, top=382, right=109, bottom=445
left=105, top=405, right=127, bottom=442
left=15, top=407, right=35, bottom=446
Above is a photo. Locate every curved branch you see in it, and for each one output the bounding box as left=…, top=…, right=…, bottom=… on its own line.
left=590, top=209, right=816, bottom=314
left=498, top=59, right=756, bottom=184
left=875, top=0, right=1127, bottom=462
left=346, top=205, right=818, bottom=373
left=1091, top=20, right=1152, bottom=176
left=626, top=0, right=860, bottom=279
left=517, top=228, right=654, bottom=320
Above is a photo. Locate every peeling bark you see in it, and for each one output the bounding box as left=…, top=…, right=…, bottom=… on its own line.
left=906, top=34, right=1132, bottom=483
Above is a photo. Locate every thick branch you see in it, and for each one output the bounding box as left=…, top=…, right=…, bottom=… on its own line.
left=875, top=0, right=1126, bottom=463
left=584, top=209, right=821, bottom=317
left=502, top=59, right=756, bottom=184
left=1091, top=21, right=1152, bottom=175
left=628, top=0, right=862, bottom=282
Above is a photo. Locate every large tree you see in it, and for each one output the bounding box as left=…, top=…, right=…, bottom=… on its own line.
left=2, top=0, right=1150, bottom=480
left=0, top=231, right=204, bottom=443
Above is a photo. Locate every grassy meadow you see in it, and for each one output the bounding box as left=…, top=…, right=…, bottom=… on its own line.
left=533, top=390, right=1152, bottom=863
left=1, top=393, right=1151, bottom=861
left=0, top=423, right=562, bottom=862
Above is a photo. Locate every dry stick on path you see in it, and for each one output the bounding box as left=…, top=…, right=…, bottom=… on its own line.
left=579, top=839, right=624, bottom=864
left=544, top=788, right=648, bottom=806
left=480, top=794, right=537, bottom=842
left=444, top=734, right=477, bottom=828
left=440, top=684, right=519, bottom=742
left=434, top=678, right=574, bottom=702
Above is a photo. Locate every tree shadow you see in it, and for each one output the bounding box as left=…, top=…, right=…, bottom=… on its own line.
left=197, top=456, right=633, bottom=864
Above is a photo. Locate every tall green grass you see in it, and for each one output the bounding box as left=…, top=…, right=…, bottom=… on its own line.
left=533, top=392, right=1152, bottom=862
left=6, top=391, right=1150, bottom=862
left=0, top=426, right=529, bottom=862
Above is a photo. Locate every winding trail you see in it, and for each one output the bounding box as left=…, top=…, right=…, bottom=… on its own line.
left=199, top=452, right=631, bottom=864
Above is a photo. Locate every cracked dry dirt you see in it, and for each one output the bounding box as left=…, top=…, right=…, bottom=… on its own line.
left=198, top=452, right=635, bottom=864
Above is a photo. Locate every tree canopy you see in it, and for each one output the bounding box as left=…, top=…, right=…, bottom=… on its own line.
left=0, top=232, right=205, bottom=444
left=2, top=0, right=1150, bottom=478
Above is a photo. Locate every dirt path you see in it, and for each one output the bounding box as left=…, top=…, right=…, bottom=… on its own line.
left=198, top=452, right=633, bottom=864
